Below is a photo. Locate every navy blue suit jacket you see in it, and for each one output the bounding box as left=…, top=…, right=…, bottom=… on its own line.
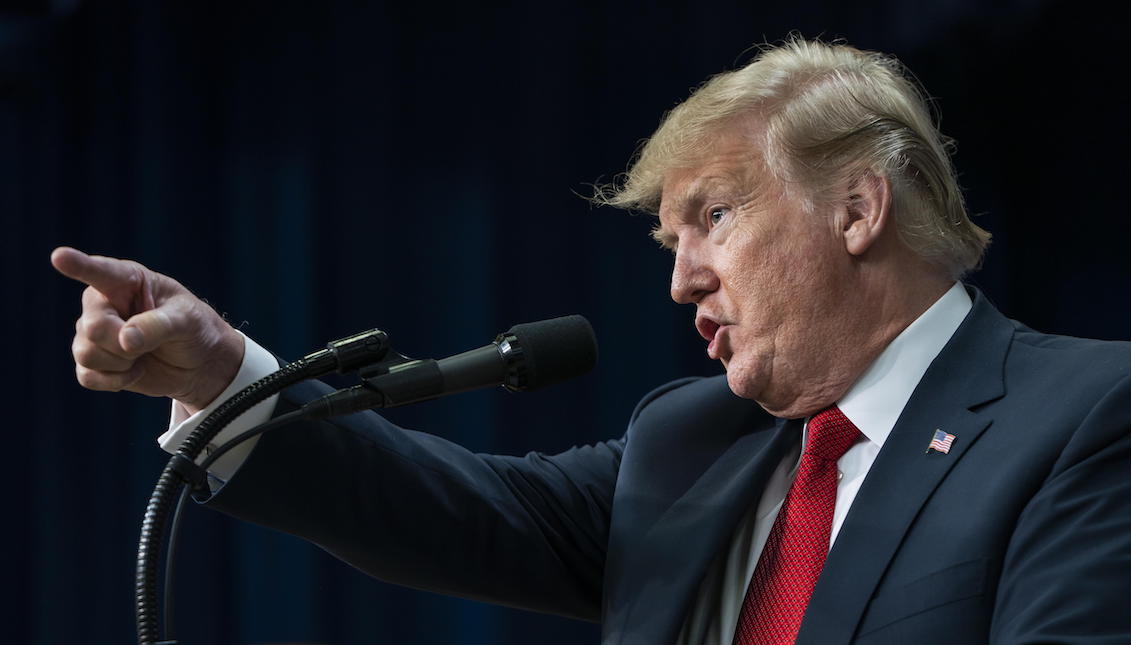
left=206, top=290, right=1131, bottom=644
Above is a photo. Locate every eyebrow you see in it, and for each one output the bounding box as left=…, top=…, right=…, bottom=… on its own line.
left=650, top=175, right=733, bottom=251
left=651, top=224, right=677, bottom=251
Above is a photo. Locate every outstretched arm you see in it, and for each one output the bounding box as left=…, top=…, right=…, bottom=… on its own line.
left=203, top=377, right=623, bottom=622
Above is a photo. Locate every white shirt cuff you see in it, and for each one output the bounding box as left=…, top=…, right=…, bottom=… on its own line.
left=157, top=332, right=281, bottom=485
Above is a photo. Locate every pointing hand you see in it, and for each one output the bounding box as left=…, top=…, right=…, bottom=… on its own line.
left=51, top=247, right=244, bottom=415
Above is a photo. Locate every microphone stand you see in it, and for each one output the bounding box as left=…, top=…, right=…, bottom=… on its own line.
left=135, top=329, right=391, bottom=645
left=136, top=314, right=595, bottom=644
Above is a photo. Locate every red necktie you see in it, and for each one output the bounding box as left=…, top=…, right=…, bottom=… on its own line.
left=732, top=406, right=861, bottom=645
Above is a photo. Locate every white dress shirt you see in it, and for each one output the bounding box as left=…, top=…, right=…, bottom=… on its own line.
left=158, top=332, right=280, bottom=484
left=676, top=282, right=972, bottom=645
left=160, top=284, right=972, bottom=641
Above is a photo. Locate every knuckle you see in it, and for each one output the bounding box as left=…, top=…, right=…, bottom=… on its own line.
left=72, top=338, right=96, bottom=365
left=82, top=315, right=115, bottom=343
left=153, top=307, right=176, bottom=335
left=124, top=262, right=146, bottom=290
left=75, top=365, right=109, bottom=391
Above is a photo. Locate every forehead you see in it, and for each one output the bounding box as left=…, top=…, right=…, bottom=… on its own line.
left=661, top=170, right=749, bottom=216
left=657, top=128, right=770, bottom=223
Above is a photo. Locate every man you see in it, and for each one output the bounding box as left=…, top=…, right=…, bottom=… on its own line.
left=52, top=39, right=1131, bottom=644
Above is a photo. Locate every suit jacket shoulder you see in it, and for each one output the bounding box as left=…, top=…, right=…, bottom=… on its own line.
left=802, top=290, right=1131, bottom=645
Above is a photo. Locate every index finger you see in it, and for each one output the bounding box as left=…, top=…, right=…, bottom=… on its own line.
left=51, top=247, right=144, bottom=295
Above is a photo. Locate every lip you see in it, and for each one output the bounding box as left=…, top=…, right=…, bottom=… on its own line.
left=695, top=314, right=733, bottom=360
left=695, top=315, right=721, bottom=342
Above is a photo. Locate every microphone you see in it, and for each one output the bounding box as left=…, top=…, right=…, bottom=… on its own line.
left=302, top=315, right=597, bottom=418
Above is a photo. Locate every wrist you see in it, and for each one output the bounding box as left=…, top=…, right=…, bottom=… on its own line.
left=178, top=328, right=245, bottom=415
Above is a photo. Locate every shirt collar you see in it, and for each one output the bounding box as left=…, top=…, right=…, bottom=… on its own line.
left=836, top=282, right=972, bottom=449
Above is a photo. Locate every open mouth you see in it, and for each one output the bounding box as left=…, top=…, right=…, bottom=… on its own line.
left=696, top=317, right=721, bottom=343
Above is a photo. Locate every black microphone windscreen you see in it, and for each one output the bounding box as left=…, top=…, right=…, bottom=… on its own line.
left=508, top=315, right=598, bottom=390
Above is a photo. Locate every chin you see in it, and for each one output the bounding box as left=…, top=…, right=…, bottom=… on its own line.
left=725, top=367, right=808, bottom=419
left=724, top=363, right=764, bottom=401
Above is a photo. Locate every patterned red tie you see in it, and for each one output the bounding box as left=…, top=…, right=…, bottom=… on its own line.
left=732, top=406, right=861, bottom=645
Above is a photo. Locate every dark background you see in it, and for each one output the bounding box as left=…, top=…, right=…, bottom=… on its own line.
left=3, top=0, right=1128, bottom=643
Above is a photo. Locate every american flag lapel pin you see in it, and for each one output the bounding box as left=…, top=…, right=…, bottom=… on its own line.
left=926, top=429, right=956, bottom=455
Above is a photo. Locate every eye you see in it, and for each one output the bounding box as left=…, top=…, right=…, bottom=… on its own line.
left=708, top=207, right=728, bottom=227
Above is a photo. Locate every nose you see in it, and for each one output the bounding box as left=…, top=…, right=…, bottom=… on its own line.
left=670, top=244, right=719, bottom=304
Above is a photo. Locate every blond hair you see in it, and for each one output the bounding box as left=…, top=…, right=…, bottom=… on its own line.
left=595, top=38, right=990, bottom=278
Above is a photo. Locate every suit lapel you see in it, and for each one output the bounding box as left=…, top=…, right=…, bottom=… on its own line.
left=646, top=417, right=799, bottom=539
left=612, top=415, right=801, bottom=644
left=796, top=289, right=1014, bottom=645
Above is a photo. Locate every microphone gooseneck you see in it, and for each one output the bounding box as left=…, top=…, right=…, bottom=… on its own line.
left=302, top=314, right=598, bottom=418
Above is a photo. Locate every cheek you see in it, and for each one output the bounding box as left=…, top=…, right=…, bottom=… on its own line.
left=720, top=222, right=840, bottom=338
left=723, top=231, right=804, bottom=303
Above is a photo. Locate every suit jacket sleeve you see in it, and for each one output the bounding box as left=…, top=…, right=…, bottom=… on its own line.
left=200, top=377, right=624, bottom=622
left=990, top=372, right=1131, bottom=643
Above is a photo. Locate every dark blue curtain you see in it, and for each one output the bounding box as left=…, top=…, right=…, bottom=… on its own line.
left=4, top=0, right=1128, bottom=643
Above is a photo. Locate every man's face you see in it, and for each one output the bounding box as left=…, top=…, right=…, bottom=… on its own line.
left=655, top=123, right=857, bottom=418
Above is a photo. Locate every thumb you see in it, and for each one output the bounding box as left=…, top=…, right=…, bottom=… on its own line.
left=119, top=307, right=179, bottom=356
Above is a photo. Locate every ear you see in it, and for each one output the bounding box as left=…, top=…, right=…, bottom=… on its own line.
left=841, top=170, right=892, bottom=257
